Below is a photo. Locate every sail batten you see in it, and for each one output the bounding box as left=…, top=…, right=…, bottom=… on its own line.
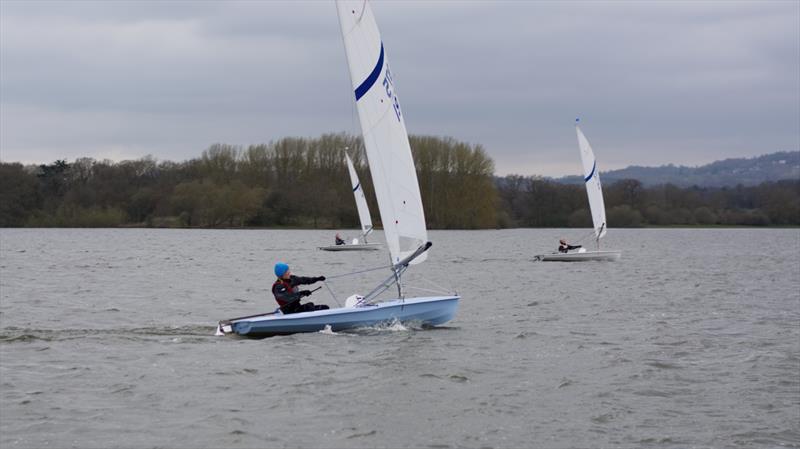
left=337, top=0, right=428, bottom=265
left=576, top=124, right=607, bottom=240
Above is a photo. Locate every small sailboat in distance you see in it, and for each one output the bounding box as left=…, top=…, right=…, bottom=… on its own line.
left=319, top=152, right=381, bottom=251
left=536, top=119, right=622, bottom=262
left=216, top=0, right=459, bottom=337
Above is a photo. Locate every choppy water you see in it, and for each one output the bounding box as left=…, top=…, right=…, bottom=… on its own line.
left=0, top=228, right=798, bottom=449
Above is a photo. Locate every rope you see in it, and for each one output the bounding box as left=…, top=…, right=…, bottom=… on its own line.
left=322, top=281, right=341, bottom=307
left=402, top=285, right=452, bottom=296
left=325, top=263, right=391, bottom=280
left=415, top=276, right=453, bottom=295
left=321, top=264, right=392, bottom=307
left=572, top=228, right=598, bottom=246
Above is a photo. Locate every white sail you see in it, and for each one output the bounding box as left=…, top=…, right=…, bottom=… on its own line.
left=336, top=0, right=428, bottom=265
left=576, top=123, right=607, bottom=240
left=345, top=152, right=373, bottom=237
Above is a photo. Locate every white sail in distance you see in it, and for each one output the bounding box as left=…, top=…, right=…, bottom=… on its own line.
left=345, top=152, right=373, bottom=237
left=336, top=0, right=428, bottom=265
left=576, top=123, right=608, bottom=240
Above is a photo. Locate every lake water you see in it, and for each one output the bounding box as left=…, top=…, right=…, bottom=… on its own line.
left=1, top=228, right=798, bottom=449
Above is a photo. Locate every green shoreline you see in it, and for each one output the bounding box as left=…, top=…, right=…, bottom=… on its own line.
left=2, top=139, right=798, bottom=228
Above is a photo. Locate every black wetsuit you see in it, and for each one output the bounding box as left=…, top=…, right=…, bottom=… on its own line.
left=272, top=275, right=329, bottom=314
left=558, top=244, right=582, bottom=253
left=335, top=237, right=346, bottom=245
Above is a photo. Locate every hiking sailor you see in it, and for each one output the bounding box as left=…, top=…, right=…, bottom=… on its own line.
left=272, top=262, right=329, bottom=314
left=558, top=238, right=582, bottom=253
left=335, top=233, right=346, bottom=245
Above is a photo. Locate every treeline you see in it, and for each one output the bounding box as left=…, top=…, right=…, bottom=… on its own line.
left=496, top=176, right=800, bottom=227
left=1, top=134, right=797, bottom=229
left=0, top=134, right=497, bottom=229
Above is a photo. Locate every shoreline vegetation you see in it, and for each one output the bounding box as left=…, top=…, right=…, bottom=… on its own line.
left=1, top=133, right=798, bottom=229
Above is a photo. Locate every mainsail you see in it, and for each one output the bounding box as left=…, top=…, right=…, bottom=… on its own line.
left=576, top=122, right=607, bottom=240
left=336, top=0, right=428, bottom=265
left=345, top=152, right=373, bottom=238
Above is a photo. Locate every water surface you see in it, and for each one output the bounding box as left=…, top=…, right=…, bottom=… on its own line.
left=1, top=228, right=798, bottom=448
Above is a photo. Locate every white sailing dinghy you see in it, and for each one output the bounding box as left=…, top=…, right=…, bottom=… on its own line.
left=216, top=0, right=459, bottom=337
left=319, top=153, right=381, bottom=251
left=536, top=121, right=622, bottom=262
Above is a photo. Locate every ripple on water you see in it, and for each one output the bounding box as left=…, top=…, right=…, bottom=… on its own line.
left=632, top=389, right=672, bottom=398
left=346, top=429, right=377, bottom=439
left=448, top=374, right=469, bottom=383
left=1, top=228, right=798, bottom=449
left=644, top=360, right=683, bottom=370
left=557, top=378, right=574, bottom=389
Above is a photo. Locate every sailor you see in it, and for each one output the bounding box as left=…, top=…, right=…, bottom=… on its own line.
left=558, top=238, right=582, bottom=253
left=335, top=233, right=346, bottom=245
left=272, top=262, right=329, bottom=314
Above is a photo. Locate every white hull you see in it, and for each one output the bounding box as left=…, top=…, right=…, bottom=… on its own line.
left=319, top=243, right=382, bottom=251
left=217, top=295, right=459, bottom=338
left=535, top=250, right=621, bottom=262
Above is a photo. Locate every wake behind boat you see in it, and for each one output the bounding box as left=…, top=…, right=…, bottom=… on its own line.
left=217, top=0, right=459, bottom=337
left=536, top=120, right=622, bottom=262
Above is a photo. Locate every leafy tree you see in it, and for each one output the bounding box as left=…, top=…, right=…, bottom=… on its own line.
left=0, top=163, right=39, bottom=226
left=1, top=136, right=797, bottom=229
left=607, top=205, right=643, bottom=227
left=693, top=207, right=718, bottom=225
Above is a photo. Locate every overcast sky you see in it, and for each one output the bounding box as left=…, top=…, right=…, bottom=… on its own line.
left=1, top=1, right=798, bottom=176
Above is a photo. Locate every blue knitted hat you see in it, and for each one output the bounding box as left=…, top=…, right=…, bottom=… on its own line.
left=274, top=262, right=289, bottom=277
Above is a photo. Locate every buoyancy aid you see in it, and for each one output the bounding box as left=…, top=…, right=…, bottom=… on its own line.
left=272, top=277, right=297, bottom=307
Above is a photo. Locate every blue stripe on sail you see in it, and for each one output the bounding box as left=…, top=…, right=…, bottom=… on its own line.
left=584, top=160, right=597, bottom=182
left=353, top=182, right=360, bottom=192
left=354, top=43, right=384, bottom=101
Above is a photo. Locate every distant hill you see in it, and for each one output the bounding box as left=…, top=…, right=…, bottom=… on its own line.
left=554, top=151, right=800, bottom=187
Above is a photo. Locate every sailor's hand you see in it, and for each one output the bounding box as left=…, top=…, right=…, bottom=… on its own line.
left=300, top=290, right=312, bottom=297
left=316, top=276, right=326, bottom=282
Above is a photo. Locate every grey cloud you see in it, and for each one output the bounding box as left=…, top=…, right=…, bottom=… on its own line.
left=1, top=1, right=797, bottom=176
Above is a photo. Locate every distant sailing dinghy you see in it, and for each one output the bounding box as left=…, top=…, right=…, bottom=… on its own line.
left=319, top=153, right=381, bottom=251
left=536, top=121, right=622, bottom=262
left=216, top=0, right=459, bottom=337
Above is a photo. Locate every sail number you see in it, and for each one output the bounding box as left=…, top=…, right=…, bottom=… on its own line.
left=382, top=66, right=402, bottom=122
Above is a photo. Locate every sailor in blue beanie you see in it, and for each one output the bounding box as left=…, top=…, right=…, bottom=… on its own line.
left=272, top=262, right=328, bottom=314
left=274, top=262, right=289, bottom=277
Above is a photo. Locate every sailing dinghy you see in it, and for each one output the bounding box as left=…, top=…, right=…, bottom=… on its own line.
left=319, top=153, right=381, bottom=251
left=216, top=0, right=459, bottom=337
left=536, top=121, right=622, bottom=262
